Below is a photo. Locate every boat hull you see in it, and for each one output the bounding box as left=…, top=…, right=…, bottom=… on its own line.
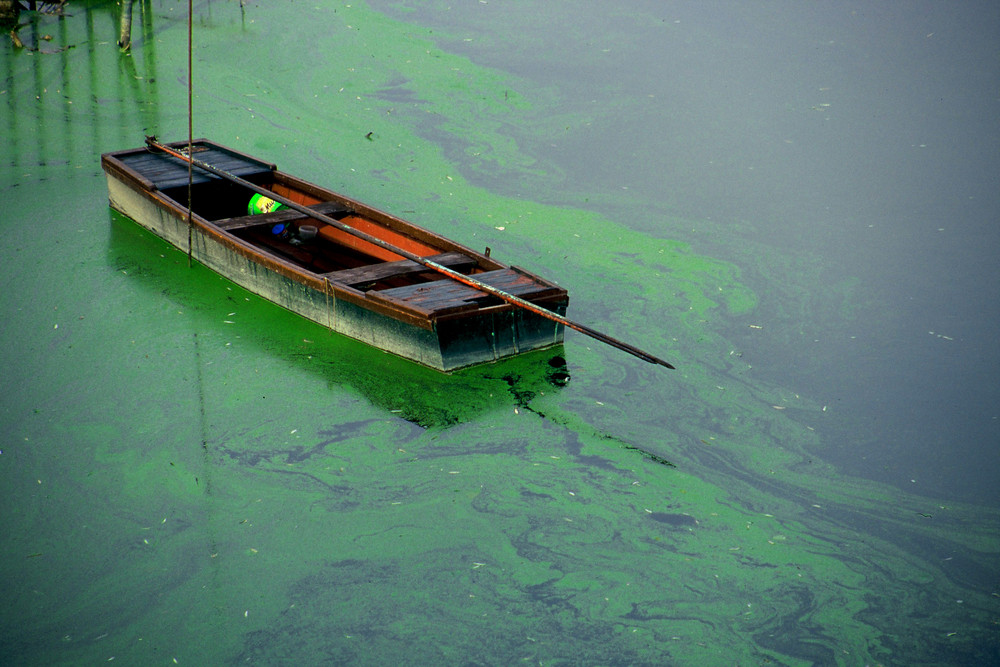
left=103, top=142, right=566, bottom=371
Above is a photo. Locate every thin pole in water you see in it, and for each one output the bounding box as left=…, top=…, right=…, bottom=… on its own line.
left=185, top=0, right=194, bottom=266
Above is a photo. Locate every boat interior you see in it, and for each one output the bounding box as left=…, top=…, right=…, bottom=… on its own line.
left=158, top=173, right=490, bottom=293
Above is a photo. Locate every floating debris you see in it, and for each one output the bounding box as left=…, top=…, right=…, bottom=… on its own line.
left=647, top=512, right=698, bottom=527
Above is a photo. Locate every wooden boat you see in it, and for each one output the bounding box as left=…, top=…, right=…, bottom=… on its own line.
left=101, top=138, right=568, bottom=371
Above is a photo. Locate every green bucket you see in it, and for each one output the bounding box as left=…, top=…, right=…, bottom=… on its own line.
left=248, top=193, right=286, bottom=215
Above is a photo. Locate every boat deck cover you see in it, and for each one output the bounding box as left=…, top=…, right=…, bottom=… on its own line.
left=117, top=143, right=274, bottom=190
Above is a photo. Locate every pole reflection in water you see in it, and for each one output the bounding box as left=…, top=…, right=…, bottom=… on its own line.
left=4, top=0, right=160, bottom=172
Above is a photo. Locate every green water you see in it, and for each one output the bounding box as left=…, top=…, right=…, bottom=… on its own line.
left=2, top=3, right=997, bottom=665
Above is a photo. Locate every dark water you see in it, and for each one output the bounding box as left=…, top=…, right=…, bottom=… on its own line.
left=2, top=2, right=998, bottom=665
left=370, top=0, right=1000, bottom=506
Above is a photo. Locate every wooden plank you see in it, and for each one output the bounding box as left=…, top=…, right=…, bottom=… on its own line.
left=214, top=201, right=351, bottom=230
left=320, top=252, right=477, bottom=287
left=366, top=268, right=564, bottom=318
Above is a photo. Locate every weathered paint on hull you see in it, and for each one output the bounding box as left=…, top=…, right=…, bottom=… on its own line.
left=105, top=174, right=564, bottom=371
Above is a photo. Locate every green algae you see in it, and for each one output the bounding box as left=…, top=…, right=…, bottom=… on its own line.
left=1, top=3, right=999, bottom=666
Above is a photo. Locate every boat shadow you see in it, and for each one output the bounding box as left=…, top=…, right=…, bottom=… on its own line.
left=107, top=211, right=570, bottom=428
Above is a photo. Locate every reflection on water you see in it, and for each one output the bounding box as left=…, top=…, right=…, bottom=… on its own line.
left=4, top=1, right=162, bottom=170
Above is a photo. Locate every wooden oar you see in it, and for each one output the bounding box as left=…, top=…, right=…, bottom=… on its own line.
left=145, top=137, right=676, bottom=369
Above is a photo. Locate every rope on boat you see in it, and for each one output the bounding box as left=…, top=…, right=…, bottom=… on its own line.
left=144, top=137, right=676, bottom=370
left=324, top=277, right=333, bottom=332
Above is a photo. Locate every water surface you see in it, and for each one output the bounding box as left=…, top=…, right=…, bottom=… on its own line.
left=2, top=2, right=997, bottom=665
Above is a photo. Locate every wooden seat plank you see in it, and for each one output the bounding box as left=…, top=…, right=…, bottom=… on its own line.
left=366, top=268, right=564, bottom=318
left=214, top=201, right=351, bottom=231
left=320, top=252, right=477, bottom=287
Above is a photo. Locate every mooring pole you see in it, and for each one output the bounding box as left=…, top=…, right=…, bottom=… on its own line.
left=117, top=0, right=136, bottom=50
